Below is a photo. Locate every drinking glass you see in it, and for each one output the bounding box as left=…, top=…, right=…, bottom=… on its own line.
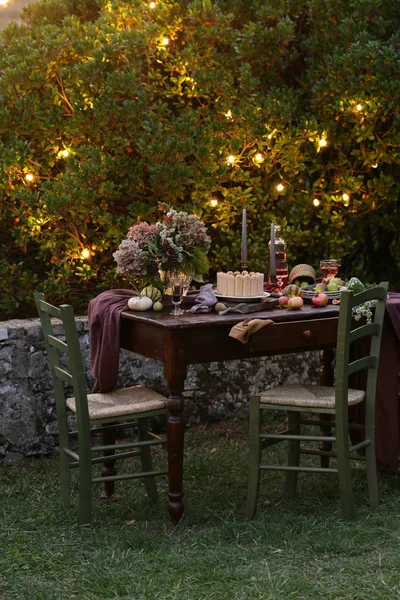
left=320, top=259, right=341, bottom=279
left=159, top=268, right=195, bottom=315
left=275, top=259, right=289, bottom=290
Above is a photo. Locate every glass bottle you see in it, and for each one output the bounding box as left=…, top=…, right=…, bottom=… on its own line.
left=273, top=225, right=286, bottom=261
left=268, top=225, right=288, bottom=289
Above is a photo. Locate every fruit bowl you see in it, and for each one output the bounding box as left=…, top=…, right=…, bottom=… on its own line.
left=300, top=284, right=342, bottom=302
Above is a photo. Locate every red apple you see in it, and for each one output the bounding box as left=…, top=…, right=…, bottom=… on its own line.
left=312, top=293, right=329, bottom=307
left=278, top=295, right=289, bottom=307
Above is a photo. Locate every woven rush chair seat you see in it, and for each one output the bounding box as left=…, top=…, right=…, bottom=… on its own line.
left=67, top=386, right=167, bottom=420
left=260, top=384, right=365, bottom=409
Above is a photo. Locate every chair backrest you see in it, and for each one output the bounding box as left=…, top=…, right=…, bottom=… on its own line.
left=35, top=293, right=90, bottom=432
left=335, top=282, right=388, bottom=421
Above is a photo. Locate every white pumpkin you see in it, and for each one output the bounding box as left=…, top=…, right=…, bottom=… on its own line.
left=128, top=296, right=153, bottom=311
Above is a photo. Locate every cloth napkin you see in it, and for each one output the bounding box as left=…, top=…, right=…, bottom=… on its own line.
left=220, top=299, right=278, bottom=315
left=229, top=317, right=273, bottom=344
left=188, top=283, right=217, bottom=313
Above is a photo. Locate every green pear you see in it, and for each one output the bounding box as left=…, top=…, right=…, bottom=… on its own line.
left=315, top=283, right=326, bottom=293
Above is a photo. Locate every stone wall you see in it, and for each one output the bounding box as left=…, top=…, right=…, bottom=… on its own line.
left=0, top=317, right=320, bottom=464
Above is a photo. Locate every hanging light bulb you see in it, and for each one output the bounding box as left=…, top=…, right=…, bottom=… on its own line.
left=312, top=198, right=320, bottom=207
left=318, top=138, right=327, bottom=148
left=81, top=248, right=91, bottom=259
left=225, top=110, right=232, bottom=119
left=210, top=199, right=218, bottom=207
left=356, top=103, right=363, bottom=112
left=254, top=153, right=263, bottom=163
left=149, top=1, right=156, bottom=7
left=276, top=183, right=284, bottom=192
left=25, top=173, right=34, bottom=182
left=162, top=37, right=169, bottom=46
left=61, top=149, right=70, bottom=158
left=342, top=193, right=350, bottom=202
left=227, top=155, right=235, bottom=164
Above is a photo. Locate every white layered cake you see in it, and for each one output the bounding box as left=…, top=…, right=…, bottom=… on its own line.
left=217, top=271, right=264, bottom=297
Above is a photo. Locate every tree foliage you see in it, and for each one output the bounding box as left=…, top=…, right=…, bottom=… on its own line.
left=1, top=0, right=399, bottom=318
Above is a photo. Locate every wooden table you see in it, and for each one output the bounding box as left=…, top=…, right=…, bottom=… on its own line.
left=120, top=303, right=341, bottom=523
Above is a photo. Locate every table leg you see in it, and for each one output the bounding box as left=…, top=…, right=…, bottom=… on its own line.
left=166, top=374, right=186, bottom=523
left=318, top=348, right=335, bottom=467
left=101, top=428, right=117, bottom=497
left=163, top=329, right=188, bottom=524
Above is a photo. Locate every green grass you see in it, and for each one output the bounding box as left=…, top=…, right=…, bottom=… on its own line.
left=1, top=418, right=400, bottom=600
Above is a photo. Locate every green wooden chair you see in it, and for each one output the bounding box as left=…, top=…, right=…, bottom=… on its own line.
left=246, top=282, right=389, bottom=520
left=35, top=293, right=169, bottom=525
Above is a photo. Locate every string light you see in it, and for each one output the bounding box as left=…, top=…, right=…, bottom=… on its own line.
left=225, top=110, right=232, bottom=119
left=0, top=0, right=9, bottom=6
left=276, top=183, right=284, bottom=192
left=318, top=138, right=327, bottom=148
left=227, top=155, right=235, bottom=165
left=61, top=149, right=70, bottom=158
left=149, top=1, right=156, bottom=7
left=162, top=37, right=169, bottom=46
left=81, top=248, right=91, bottom=259
left=254, top=153, right=263, bottom=163
left=342, top=193, right=350, bottom=202
left=210, top=199, right=218, bottom=207
left=25, top=173, right=34, bottom=182
left=371, top=162, right=378, bottom=168
left=312, top=198, right=320, bottom=207
left=356, top=103, right=363, bottom=112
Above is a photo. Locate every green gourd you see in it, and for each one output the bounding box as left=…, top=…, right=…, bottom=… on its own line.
left=140, top=285, right=162, bottom=303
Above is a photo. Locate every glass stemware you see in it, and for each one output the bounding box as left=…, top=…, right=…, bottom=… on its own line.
left=159, top=267, right=195, bottom=315
left=320, top=259, right=341, bottom=279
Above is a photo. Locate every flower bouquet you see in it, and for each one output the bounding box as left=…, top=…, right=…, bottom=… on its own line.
left=113, top=204, right=211, bottom=292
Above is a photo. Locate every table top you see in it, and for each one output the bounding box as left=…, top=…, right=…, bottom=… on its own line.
left=121, top=303, right=341, bottom=330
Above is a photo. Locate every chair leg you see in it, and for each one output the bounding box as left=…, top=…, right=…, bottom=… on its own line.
left=59, top=448, right=71, bottom=515
left=78, top=456, right=92, bottom=526
left=365, top=417, right=379, bottom=508
left=336, top=425, right=355, bottom=520
left=284, top=411, right=300, bottom=496
left=138, top=418, right=159, bottom=502
left=246, top=397, right=262, bottom=520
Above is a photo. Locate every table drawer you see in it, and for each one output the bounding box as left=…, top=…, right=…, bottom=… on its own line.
left=248, top=317, right=338, bottom=354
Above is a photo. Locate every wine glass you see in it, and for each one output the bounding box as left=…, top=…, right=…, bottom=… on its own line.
left=276, top=259, right=289, bottom=290
left=320, top=259, right=341, bottom=279
left=160, top=268, right=194, bottom=315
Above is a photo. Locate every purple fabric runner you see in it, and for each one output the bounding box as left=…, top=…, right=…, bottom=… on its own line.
left=348, top=292, right=400, bottom=474
left=88, top=289, right=136, bottom=393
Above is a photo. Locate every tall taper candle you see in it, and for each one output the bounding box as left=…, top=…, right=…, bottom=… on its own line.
left=270, top=222, right=276, bottom=278
left=241, top=209, right=248, bottom=263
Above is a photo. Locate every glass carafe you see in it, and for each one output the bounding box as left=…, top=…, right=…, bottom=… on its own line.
left=268, top=225, right=288, bottom=289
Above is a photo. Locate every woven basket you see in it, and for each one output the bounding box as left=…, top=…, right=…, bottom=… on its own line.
left=289, top=264, right=316, bottom=284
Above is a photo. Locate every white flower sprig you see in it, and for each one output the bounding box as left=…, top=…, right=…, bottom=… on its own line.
left=345, top=277, right=376, bottom=324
